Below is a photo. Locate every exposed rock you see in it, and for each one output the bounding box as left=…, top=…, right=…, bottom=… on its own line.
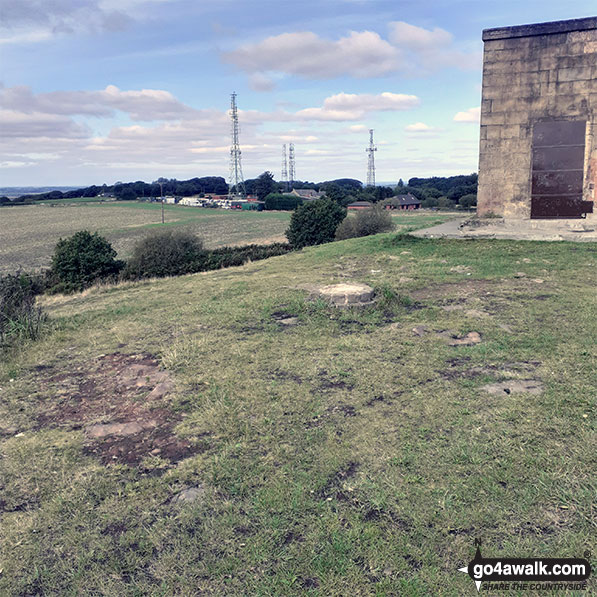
left=171, top=485, right=206, bottom=505
left=147, top=379, right=175, bottom=400
left=278, top=317, right=299, bottom=326
left=86, top=420, right=157, bottom=438
left=412, top=325, right=429, bottom=336
left=447, top=332, right=482, bottom=346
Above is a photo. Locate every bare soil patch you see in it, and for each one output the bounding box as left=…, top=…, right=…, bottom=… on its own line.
left=36, top=353, right=197, bottom=465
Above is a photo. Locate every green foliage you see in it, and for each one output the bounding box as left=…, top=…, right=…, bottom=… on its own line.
left=123, top=229, right=293, bottom=280
left=459, top=193, right=477, bottom=209
left=255, top=171, right=276, bottom=201
left=285, top=198, right=346, bottom=248
left=50, top=231, right=124, bottom=293
left=123, top=229, right=205, bottom=279
left=264, top=193, right=303, bottom=211
left=0, top=271, right=46, bottom=348
left=335, top=206, right=395, bottom=240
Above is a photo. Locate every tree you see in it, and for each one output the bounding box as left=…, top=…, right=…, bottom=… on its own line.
left=286, top=198, right=346, bottom=249
left=255, top=171, right=276, bottom=201
left=50, top=231, right=124, bottom=292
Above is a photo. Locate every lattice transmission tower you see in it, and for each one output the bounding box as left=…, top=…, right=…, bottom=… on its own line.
left=366, top=129, right=377, bottom=187
left=228, top=92, right=246, bottom=198
left=281, top=144, right=288, bottom=191
left=288, top=143, right=296, bottom=189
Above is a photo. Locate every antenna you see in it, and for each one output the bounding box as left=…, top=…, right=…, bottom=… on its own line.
left=288, top=143, right=295, bottom=190
left=228, top=92, right=246, bottom=198
left=366, top=129, right=377, bottom=187
left=281, top=144, right=288, bottom=191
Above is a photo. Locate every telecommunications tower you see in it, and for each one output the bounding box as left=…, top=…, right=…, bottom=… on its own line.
left=228, top=92, right=246, bottom=198
left=281, top=144, right=289, bottom=190
left=288, top=143, right=296, bottom=189
left=366, top=129, right=377, bottom=187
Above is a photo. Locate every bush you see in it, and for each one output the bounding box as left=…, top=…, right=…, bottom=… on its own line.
left=286, top=198, right=346, bottom=249
left=335, top=206, right=395, bottom=240
left=123, top=229, right=204, bottom=279
left=50, top=231, right=124, bottom=292
left=264, top=193, right=303, bottom=210
left=123, top=233, right=293, bottom=280
left=459, top=193, right=477, bottom=209
left=0, top=271, right=46, bottom=348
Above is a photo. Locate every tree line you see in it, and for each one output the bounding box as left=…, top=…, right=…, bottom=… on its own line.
left=1, top=172, right=477, bottom=208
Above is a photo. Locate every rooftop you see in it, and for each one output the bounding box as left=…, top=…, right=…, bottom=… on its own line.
left=482, top=16, right=597, bottom=42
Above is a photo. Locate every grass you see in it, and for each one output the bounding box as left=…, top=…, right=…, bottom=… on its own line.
left=1, top=230, right=593, bottom=595
left=0, top=202, right=456, bottom=275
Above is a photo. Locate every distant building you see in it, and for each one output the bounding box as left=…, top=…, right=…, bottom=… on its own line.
left=347, top=201, right=373, bottom=210
left=179, top=197, right=201, bottom=206
left=164, top=196, right=177, bottom=204
left=382, top=194, right=421, bottom=210
left=290, top=189, right=325, bottom=200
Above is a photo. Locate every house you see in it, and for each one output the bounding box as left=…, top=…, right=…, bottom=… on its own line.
left=382, top=194, right=421, bottom=210
left=290, top=189, right=325, bottom=200
left=347, top=201, right=373, bottom=210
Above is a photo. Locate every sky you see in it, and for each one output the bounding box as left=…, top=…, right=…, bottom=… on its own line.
left=1, top=0, right=595, bottom=187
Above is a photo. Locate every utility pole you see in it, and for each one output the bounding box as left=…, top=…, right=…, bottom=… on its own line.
left=281, top=144, right=288, bottom=191
left=366, top=129, right=377, bottom=187
left=228, top=92, right=246, bottom=198
left=159, top=181, right=164, bottom=224
left=288, top=143, right=295, bottom=190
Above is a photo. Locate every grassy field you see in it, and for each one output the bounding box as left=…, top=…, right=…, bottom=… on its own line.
left=0, top=202, right=455, bottom=274
left=1, top=231, right=594, bottom=595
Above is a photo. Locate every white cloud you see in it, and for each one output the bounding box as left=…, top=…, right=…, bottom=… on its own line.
left=0, top=0, right=132, bottom=40
left=453, top=107, right=480, bottom=123
left=0, top=84, right=198, bottom=121
left=222, top=30, right=400, bottom=80
left=0, top=84, right=428, bottom=183
left=389, top=21, right=481, bottom=72
left=248, top=73, right=276, bottom=92
left=295, top=92, right=419, bottom=121
left=405, top=122, right=432, bottom=132
left=223, top=22, right=480, bottom=83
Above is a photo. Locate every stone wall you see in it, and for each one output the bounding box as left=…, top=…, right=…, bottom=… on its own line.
left=477, top=17, right=597, bottom=220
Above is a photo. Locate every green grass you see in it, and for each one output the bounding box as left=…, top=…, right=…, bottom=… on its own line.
left=1, top=232, right=594, bottom=595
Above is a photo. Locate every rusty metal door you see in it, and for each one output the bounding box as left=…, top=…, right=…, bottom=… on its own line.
left=531, top=120, right=593, bottom=218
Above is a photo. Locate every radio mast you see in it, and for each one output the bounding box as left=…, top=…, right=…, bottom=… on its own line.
left=288, top=142, right=296, bottom=190
left=366, top=129, right=377, bottom=187
left=228, top=92, right=246, bottom=198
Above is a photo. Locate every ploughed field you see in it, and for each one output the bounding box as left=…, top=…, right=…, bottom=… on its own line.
left=1, top=231, right=594, bottom=595
left=0, top=201, right=455, bottom=275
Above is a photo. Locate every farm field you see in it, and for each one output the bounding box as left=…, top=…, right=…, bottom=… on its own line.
left=0, top=201, right=456, bottom=274
left=0, top=231, right=595, bottom=595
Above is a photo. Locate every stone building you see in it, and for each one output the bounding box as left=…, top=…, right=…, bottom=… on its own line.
left=477, top=17, right=596, bottom=220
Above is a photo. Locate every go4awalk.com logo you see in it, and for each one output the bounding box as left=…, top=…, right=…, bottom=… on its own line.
left=458, top=542, right=592, bottom=592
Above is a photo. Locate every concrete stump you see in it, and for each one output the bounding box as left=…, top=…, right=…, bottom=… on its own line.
left=317, top=283, right=375, bottom=307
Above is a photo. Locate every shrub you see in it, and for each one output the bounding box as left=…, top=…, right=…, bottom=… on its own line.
left=459, top=193, right=477, bottom=209
left=286, top=198, right=346, bottom=249
left=123, top=235, right=293, bottom=280
left=0, top=271, right=46, bottom=348
left=50, top=231, right=124, bottom=292
left=264, top=193, right=303, bottom=210
left=123, top=229, right=204, bottom=279
left=335, top=206, right=395, bottom=240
